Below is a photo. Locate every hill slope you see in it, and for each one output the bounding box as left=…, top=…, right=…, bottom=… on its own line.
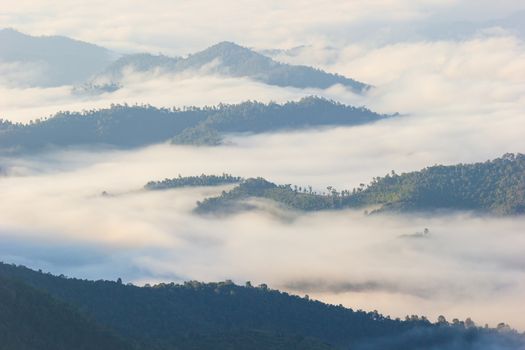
left=0, top=97, right=390, bottom=152
left=196, top=154, right=525, bottom=215
left=95, top=41, right=369, bottom=92
left=0, top=274, right=132, bottom=350
left=0, top=28, right=115, bottom=87
left=0, top=263, right=523, bottom=350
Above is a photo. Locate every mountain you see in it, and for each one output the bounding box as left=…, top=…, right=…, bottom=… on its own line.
left=0, top=97, right=391, bottom=153
left=195, top=154, right=525, bottom=215
left=89, top=53, right=181, bottom=84
left=95, top=41, right=369, bottom=92
left=0, top=274, right=133, bottom=350
left=0, top=28, right=116, bottom=87
left=1, top=30, right=368, bottom=91
left=0, top=262, right=523, bottom=350
left=172, top=97, right=389, bottom=145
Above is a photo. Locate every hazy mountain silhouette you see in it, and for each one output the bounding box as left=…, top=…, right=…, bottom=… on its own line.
left=96, top=41, right=369, bottom=92
left=0, top=28, right=116, bottom=87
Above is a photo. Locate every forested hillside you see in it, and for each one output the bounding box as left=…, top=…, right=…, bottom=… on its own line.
left=353, top=153, right=525, bottom=214
left=0, top=97, right=389, bottom=152
left=172, top=97, right=384, bottom=145
left=196, top=154, right=525, bottom=215
left=0, top=263, right=522, bottom=350
left=145, top=174, right=242, bottom=190
left=0, top=275, right=132, bottom=350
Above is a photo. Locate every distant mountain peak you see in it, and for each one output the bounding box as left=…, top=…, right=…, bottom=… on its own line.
left=0, top=28, right=115, bottom=87
left=0, top=27, right=20, bottom=34
left=196, top=41, right=263, bottom=61
left=208, top=41, right=247, bottom=50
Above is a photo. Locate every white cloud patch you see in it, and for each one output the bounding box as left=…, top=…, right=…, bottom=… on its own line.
left=0, top=0, right=460, bottom=53
left=0, top=144, right=524, bottom=330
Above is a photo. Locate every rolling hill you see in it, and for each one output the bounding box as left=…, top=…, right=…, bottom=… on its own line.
left=0, top=262, right=523, bottom=350
left=195, top=154, right=525, bottom=215
left=0, top=274, right=132, bottom=350
left=0, top=97, right=391, bottom=152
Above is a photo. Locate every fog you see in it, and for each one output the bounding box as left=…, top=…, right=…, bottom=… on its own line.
left=0, top=130, right=524, bottom=329
left=1, top=1, right=524, bottom=53
left=0, top=73, right=330, bottom=123
left=0, top=0, right=524, bottom=336
left=2, top=34, right=524, bottom=132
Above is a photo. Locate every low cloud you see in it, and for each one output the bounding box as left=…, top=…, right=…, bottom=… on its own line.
left=0, top=6, right=524, bottom=333
left=1, top=1, right=524, bottom=53
left=0, top=141, right=524, bottom=330
left=0, top=70, right=362, bottom=123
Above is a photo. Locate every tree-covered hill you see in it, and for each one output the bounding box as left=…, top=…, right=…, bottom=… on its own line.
left=195, top=177, right=334, bottom=214
left=172, top=97, right=385, bottom=145
left=0, top=274, right=133, bottom=350
left=94, top=41, right=369, bottom=92
left=354, top=153, right=525, bottom=215
left=0, top=97, right=390, bottom=152
left=195, top=154, right=525, bottom=215
left=145, top=174, right=242, bottom=190
left=0, top=263, right=523, bottom=350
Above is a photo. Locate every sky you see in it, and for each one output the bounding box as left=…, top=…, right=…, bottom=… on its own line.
left=0, top=0, right=525, bottom=331
left=1, top=0, right=524, bottom=53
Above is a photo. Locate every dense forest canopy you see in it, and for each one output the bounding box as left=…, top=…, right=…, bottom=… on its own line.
left=0, top=97, right=391, bottom=152
left=0, top=262, right=522, bottom=350
left=195, top=154, right=525, bottom=215
left=0, top=274, right=132, bottom=350
left=145, top=174, right=242, bottom=190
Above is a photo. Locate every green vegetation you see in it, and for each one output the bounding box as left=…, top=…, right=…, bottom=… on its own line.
left=145, top=174, right=242, bottom=190
left=0, top=263, right=522, bottom=350
left=0, top=97, right=390, bottom=152
left=195, top=178, right=336, bottom=214
left=354, top=153, right=525, bottom=214
left=196, top=154, right=525, bottom=215
left=0, top=274, right=132, bottom=350
left=170, top=96, right=393, bottom=146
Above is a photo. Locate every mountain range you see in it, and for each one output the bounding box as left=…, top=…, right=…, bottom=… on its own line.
left=93, top=41, right=369, bottom=92
left=0, top=29, right=368, bottom=92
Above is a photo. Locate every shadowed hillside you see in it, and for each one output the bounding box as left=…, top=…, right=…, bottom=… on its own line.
left=0, top=263, right=523, bottom=350
left=0, top=97, right=391, bottom=152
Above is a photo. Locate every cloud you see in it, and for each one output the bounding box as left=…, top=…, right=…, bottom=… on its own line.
left=0, top=71, right=361, bottom=123
left=1, top=140, right=525, bottom=330
left=0, top=1, right=524, bottom=334
left=1, top=1, right=524, bottom=54
left=0, top=61, right=48, bottom=87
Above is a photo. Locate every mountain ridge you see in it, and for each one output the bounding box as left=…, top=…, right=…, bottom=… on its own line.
left=93, top=41, right=369, bottom=92
left=0, top=28, right=116, bottom=87
left=0, top=97, right=391, bottom=153
left=0, top=262, right=523, bottom=350
left=194, top=153, right=525, bottom=216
